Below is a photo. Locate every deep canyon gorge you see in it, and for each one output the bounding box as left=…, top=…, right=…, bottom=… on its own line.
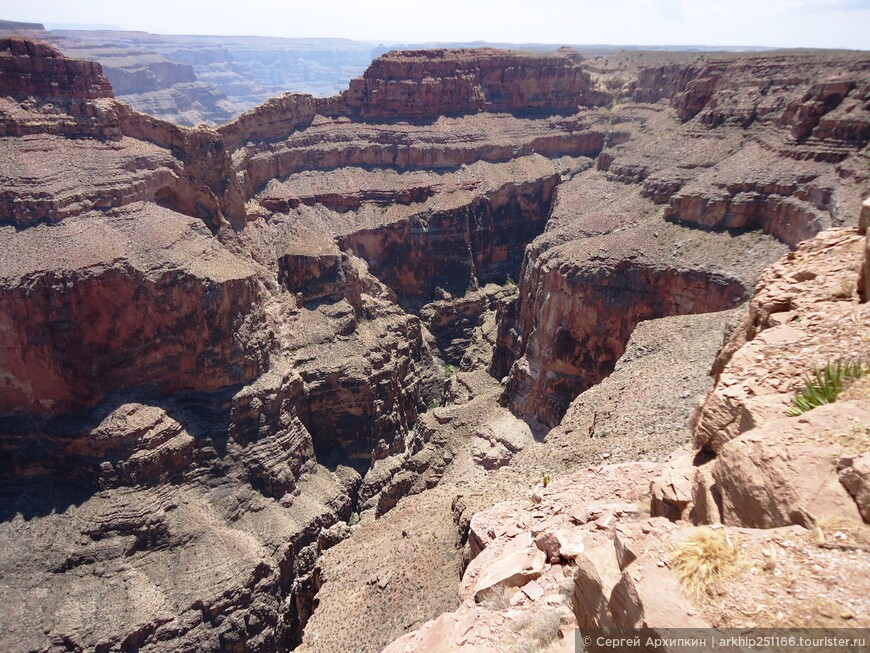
left=1, top=26, right=869, bottom=653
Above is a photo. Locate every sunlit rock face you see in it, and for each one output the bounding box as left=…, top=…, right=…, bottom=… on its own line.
left=0, top=38, right=869, bottom=653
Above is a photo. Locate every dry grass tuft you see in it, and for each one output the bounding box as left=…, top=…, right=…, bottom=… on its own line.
left=671, top=527, right=740, bottom=599
left=816, top=516, right=870, bottom=548
left=840, top=375, right=870, bottom=402
left=477, top=584, right=512, bottom=611
left=510, top=607, right=563, bottom=653
left=636, top=493, right=652, bottom=515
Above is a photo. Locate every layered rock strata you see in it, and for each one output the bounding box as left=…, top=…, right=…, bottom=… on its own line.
left=1, top=39, right=870, bottom=653
left=382, top=227, right=870, bottom=653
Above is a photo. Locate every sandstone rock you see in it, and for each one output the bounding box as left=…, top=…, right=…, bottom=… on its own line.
left=3, top=41, right=870, bottom=653
left=534, top=526, right=586, bottom=561
left=0, top=207, right=268, bottom=415
left=714, top=401, right=868, bottom=528
left=608, top=558, right=710, bottom=631
left=419, top=284, right=515, bottom=366
left=505, top=203, right=756, bottom=427
left=471, top=414, right=534, bottom=471
left=87, top=403, right=194, bottom=488
left=472, top=532, right=547, bottom=599
left=694, top=229, right=869, bottom=452
left=381, top=609, right=501, bottom=653
left=342, top=48, right=602, bottom=121
left=0, top=37, right=113, bottom=100
left=691, top=463, right=721, bottom=525
left=838, top=453, right=870, bottom=523
left=649, top=448, right=697, bottom=521
left=572, top=539, right=622, bottom=629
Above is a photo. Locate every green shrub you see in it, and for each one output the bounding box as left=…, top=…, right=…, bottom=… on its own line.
left=787, top=360, right=867, bottom=416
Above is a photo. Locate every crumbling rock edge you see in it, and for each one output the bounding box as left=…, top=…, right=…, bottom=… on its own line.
left=0, top=37, right=869, bottom=653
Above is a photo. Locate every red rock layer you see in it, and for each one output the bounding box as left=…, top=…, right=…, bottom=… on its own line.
left=341, top=48, right=601, bottom=120
left=0, top=36, right=113, bottom=100
left=338, top=173, right=560, bottom=307
left=1, top=39, right=869, bottom=653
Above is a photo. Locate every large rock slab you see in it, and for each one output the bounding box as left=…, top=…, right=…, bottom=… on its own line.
left=694, top=229, right=870, bottom=453
left=715, top=402, right=868, bottom=528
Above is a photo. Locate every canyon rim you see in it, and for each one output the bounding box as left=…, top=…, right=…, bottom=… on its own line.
left=0, top=14, right=869, bottom=653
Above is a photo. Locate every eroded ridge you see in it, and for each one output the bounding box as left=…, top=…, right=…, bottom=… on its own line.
left=0, top=39, right=868, bottom=653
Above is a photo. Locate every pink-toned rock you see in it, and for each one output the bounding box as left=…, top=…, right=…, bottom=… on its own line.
left=571, top=539, right=622, bottom=629
left=715, top=401, right=868, bottom=528
left=612, top=528, right=641, bottom=571
left=609, top=561, right=710, bottom=630
left=0, top=37, right=113, bottom=100
left=521, top=579, right=546, bottom=601
left=342, top=48, right=603, bottom=121
left=573, top=519, right=710, bottom=633
left=691, top=464, right=721, bottom=525
left=839, top=452, right=870, bottom=523
left=534, top=526, right=586, bottom=561
left=473, top=532, right=547, bottom=599
left=694, top=229, right=870, bottom=453
left=381, top=608, right=501, bottom=653
left=650, top=448, right=696, bottom=521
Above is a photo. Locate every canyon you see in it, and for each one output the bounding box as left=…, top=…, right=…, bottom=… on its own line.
left=0, top=19, right=380, bottom=125
left=0, top=32, right=868, bottom=653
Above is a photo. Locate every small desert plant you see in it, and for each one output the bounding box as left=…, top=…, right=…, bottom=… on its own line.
left=542, top=472, right=551, bottom=488
left=444, top=364, right=458, bottom=378
left=636, top=493, right=652, bottom=515
left=787, top=360, right=867, bottom=416
left=815, top=516, right=870, bottom=548
left=510, top=607, right=563, bottom=653
left=477, top=584, right=511, bottom=611
left=671, top=527, right=740, bottom=599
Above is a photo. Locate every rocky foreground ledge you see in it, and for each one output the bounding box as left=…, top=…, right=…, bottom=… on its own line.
left=0, top=36, right=869, bottom=652
left=383, top=221, right=870, bottom=652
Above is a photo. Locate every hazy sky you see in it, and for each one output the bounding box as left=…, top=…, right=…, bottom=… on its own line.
left=2, top=0, right=868, bottom=49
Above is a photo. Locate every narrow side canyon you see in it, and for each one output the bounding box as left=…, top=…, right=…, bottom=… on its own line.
left=0, top=39, right=868, bottom=653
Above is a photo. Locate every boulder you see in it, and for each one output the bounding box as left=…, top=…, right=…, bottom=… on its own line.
left=473, top=532, right=547, bottom=599
left=839, top=452, right=870, bottom=523
left=715, top=401, right=868, bottom=528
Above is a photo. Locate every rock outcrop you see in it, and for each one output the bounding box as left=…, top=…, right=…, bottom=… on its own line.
left=0, top=36, right=112, bottom=100
left=497, top=49, right=869, bottom=428
left=715, top=401, right=868, bottom=528
left=2, top=39, right=870, bottom=653
left=694, top=229, right=869, bottom=453
left=341, top=48, right=602, bottom=120
left=0, top=206, right=267, bottom=415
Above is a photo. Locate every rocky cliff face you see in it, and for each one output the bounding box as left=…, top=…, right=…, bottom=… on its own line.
left=505, top=244, right=751, bottom=427
left=0, top=41, right=442, bottom=652
left=12, top=29, right=379, bottom=126
left=494, top=49, right=869, bottom=429
left=102, top=59, right=197, bottom=96
left=0, top=36, right=112, bottom=100
left=1, top=40, right=869, bottom=653
left=0, top=40, right=245, bottom=230
left=380, top=224, right=870, bottom=653
left=341, top=48, right=602, bottom=120
left=0, top=208, right=267, bottom=416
